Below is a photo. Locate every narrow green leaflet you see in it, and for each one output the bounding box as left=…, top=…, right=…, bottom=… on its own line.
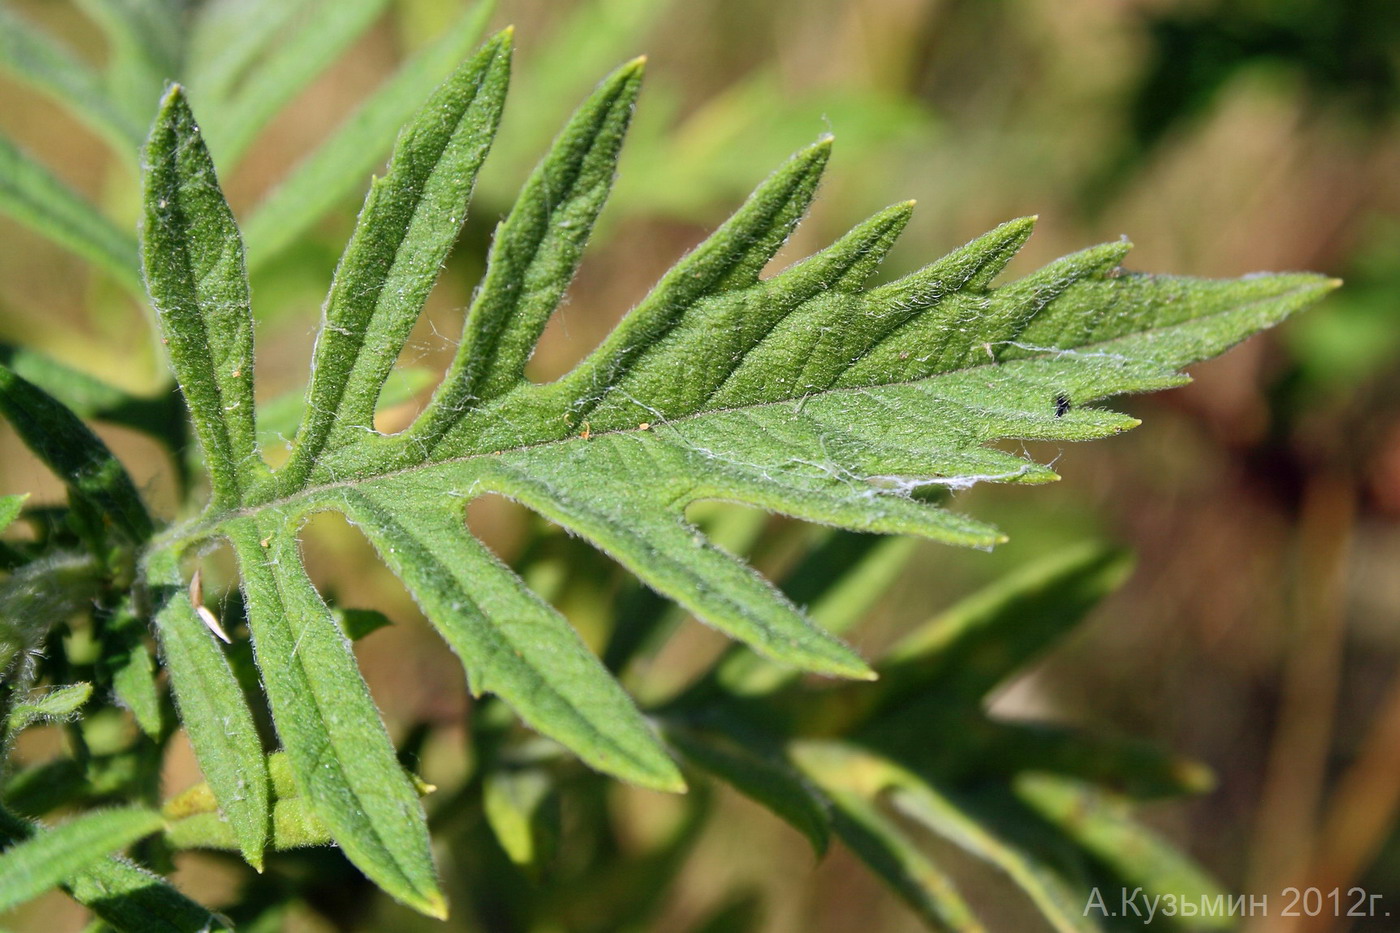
left=423, top=55, right=645, bottom=416
left=877, top=544, right=1135, bottom=708
left=146, top=548, right=268, bottom=869
left=203, top=0, right=391, bottom=166
left=709, top=532, right=917, bottom=698
left=796, top=741, right=1096, bottom=933
left=0, top=345, right=184, bottom=453
left=63, top=854, right=229, bottom=932
left=280, top=31, right=512, bottom=486
left=666, top=724, right=830, bottom=855
left=1015, top=774, right=1235, bottom=930
left=982, top=723, right=1215, bottom=800
left=338, top=485, right=684, bottom=791
left=136, top=34, right=1333, bottom=915
left=683, top=540, right=1230, bottom=932
left=481, top=767, right=559, bottom=871
left=99, top=600, right=164, bottom=738
left=793, top=743, right=983, bottom=932
left=886, top=779, right=1099, bottom=933
left=0, top=4, right=145, bottom=155
left=141, top=86, right=265, bottom=508
left=0, top=808, right=163, bottom=914
left=0, top=134, right=141, bottom=293
left=243, top=1, right=496, bottom=268
left=225, top=516, right=444, bottom=917
left=0, top=364, right=152, bottom=543
left=476, top=0, right=671, bottom=195
left=5, top=683, right=92, bottom=736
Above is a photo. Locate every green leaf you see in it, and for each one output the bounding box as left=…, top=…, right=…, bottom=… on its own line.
left=0, top=808, right=163, bottom=914
left=875, top=543, right=1135, bottom=707
left=983, top=723, right=1215, bottom=800
left=474, top=0, right=670, bottom=195
left=63, top=855, right=229, bottom=932
left=0, top=346, right=185, bottom=454
left=6, top=683, right=93, bottom=736
left=0, top=552, right=103, bottom=686
left=666, top=723, right=830, bottom=855
left=481, top=767, right=560, bottom=871
left=226, top=516, right=444, bottom=917
left=0, top=365, right=152, bottom=543
left=796, top=741, right=1101, bottom=933
left=337, top=485, right=682, bottom=792
left=708, top=532, right=918, bottom=698
left=0, top=4, right=145, bottom=155
left=0, top=494, right=24, bottom=535
left=280, top=30, right=512, bottom=489
left=243, top=1, right=497, bottom=269
left=145, top=548, right=269, bottom=869
left=203, top=0, right=392, bottom=166
left=139, top=39, right=1333, bottom=916
left=1015, top=774, right=1235, bottom=930
left=886, top=779, right=1099, bottom=933
left=0, top=133, right=141, bottom=293
left=334, top=607, right=393, bottom=641
left=792, top=742, right=982, bottom=932
left=142, top=85, right=266, bottom=508
left=419, top=54, right=645, bottom=423
left=99, top=600, right=164, bottom=738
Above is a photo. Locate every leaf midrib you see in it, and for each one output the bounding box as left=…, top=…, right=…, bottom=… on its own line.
left=156, top=276, right=1319, bottom=549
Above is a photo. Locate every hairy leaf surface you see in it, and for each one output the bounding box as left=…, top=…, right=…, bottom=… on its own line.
left=0, top=807, right=163, bottom=914
left=132, top=32, right=1333, bottom=913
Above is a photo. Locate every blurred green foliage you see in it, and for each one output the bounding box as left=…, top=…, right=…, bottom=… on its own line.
left=0, top=1, right=1396, bottom=931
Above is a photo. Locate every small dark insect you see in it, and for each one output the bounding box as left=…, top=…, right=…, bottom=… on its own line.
left=1054, top=393, right=1071, bottom=417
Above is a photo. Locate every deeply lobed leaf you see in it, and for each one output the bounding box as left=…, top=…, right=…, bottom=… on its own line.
left=126, top=31, right=1335, bottom=918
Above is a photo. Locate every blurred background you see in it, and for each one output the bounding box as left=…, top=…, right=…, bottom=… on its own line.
left=2, top=0, right=1399, bottom=930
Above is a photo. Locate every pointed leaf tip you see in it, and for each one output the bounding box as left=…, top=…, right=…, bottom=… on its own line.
left=422, top=892, right=449, bottom=921
left=156, top=83, right=190, bottom=118
left=143, top=76, right=264, bottom=506
left=485, top=25, right=515, bottom=53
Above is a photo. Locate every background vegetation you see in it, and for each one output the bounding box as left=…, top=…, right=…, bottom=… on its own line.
left=1, top=0, right=1397, bottom=930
